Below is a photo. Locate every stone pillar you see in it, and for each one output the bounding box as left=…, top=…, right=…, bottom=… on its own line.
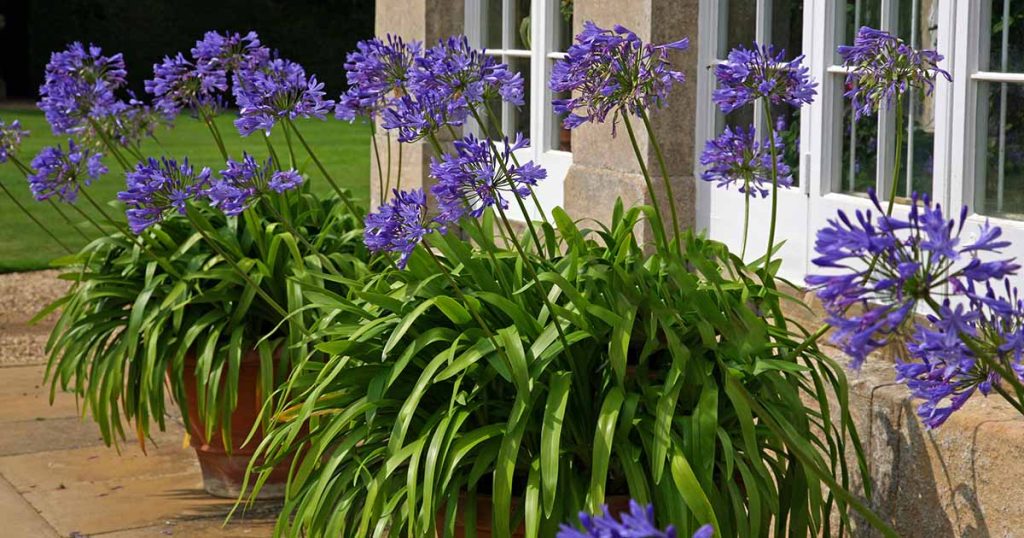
left=370, top=0, right=464, bottom=209
left=563, top=0, right=700, bottom=244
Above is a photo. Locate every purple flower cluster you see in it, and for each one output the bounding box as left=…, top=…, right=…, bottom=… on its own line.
left=145, top=31, right=272, bottom=119
left=807, top=190, right=1018, bottom=369
left=146, top=53, right=226, bottom=117
left=712, top=44, right=816, bottom=114
left=557, top=500, right=714, bottom=538
left=234, top=58, right=334, bottom=136
left=118, top=157, right=212, bottom=233
left=336, top=35, right=421, bottom=121
left=363, top=188, right=430, bottom=268
left=37, top=42, right=128, bottom=135
left=342, top=34, right=524, bottom=142
left=192, top=30, right=271, bottom=79
left=699, top=125, right=791, bottom=197
left=838, top=26, right=951, bottom=118
left=27, top=140, right=107, bottom=203
left=0, top=119, right=29, bottom=164
left=550, top=22, right=689, bottom=130
left=205, top=153, right=304, bottom=216
left=430, top=134, right=546, bottom=223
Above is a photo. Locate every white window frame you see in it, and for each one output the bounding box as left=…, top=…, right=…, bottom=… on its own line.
left=696, top=0, right=969, bottom=282
left=465, top=0, right=573, bottom=220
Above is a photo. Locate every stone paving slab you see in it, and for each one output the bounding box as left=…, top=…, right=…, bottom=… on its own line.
left=0, top=365, right=82, bottom=423
left=0, top=474, right=59, bottom=537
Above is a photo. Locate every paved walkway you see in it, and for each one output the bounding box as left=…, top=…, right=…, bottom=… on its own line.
left=0, top=271, right=276, bottom=537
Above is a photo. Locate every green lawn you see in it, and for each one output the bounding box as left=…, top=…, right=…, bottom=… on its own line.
left=0, top=109, right=370, bottom=272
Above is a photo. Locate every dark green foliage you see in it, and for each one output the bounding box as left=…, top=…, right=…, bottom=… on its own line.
left=39, top=189, right=368, bottom=448
left=250, top=201, right=881, bottom=537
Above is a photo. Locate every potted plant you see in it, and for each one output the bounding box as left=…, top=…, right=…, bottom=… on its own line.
left=6, top=32, right=374, bottom=498
left=244, top=27, right=892, bottom=537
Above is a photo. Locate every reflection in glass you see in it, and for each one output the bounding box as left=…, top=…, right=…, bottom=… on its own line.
left=514, top=0, right=531, bottom=50
left=550, top=86, right=572, bottom=151
left=556, top=0, right=574, bottom=51
left=772, top=105, right=801, bottom=187
left=509, top=58, right=531, bottom=137
left=772, top=0, right=803, bottom=56
left=976, top=82, right=1024, bottom=218
left=985, top=0, right=1024, bottom=73
left=485, top=0, right=503, bottom=50
left=839, top=76, right=879, bottom=195
left=720, top=1, right=756, bottom=58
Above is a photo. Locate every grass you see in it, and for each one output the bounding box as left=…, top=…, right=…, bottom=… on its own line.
left=0, top=109, right=370, bottom=272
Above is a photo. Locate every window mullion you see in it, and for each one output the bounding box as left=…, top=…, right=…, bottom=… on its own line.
left=531, top=0, right=546, bottom=157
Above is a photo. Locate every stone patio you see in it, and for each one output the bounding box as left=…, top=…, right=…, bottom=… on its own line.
left=0, top=271, right=275, bottom=537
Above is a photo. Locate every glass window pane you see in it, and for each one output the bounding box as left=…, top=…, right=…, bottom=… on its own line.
left=984, top=0, right=1024, bottom=72
left=771, top=0, right=803, bottom=56
left=838, top=76, right=879, bottom=195
left=976, top=81, right=1024, bottom=218
left=837, top=0, right=882, bottom=64
left=484, top=0, right=503, bottom=50
left=513, top=0, right=531, bottom=50
left=509, top=57, right=531, bottom=136
left=556, top=0, right=574, bottom=52
left=895, top=92, right=936, bottom=198
left=719, top=0, right=756, bottom=58
left=772, top=104, right=801, bottom=187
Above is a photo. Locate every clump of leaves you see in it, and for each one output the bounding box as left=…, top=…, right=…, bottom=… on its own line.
left=249, top=202, right=877, bottom=537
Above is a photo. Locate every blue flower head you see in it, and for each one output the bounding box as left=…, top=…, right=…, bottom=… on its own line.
left=558, top=500, right=716, bottom=538
left=37, top=42, right=128, bottom=135
left=712, top=43, right=816, bottom=114
left=27, top=140, right=107, bottom=204
left=838, top=26, right=951, bottom=118
left=336, top=35, right=423, bottom=121
left=807, top=190, right=1019, bottom=369
left=550, top=22, right=689, bottom=131
left=234, top=58, right=334, bottom=136
left=699, top=124, right=792, bottom=197
left=204, top=153, right=302, bottom=216
left=0, top=120, right=29, bottom=164
left=429, top=134, right=546, bottom=226
left=118, top=157, right=212, bottom=233
left=363, top=188, right=433, bottom=268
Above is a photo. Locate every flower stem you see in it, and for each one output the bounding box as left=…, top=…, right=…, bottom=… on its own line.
left=638, top=108, right=682, bottom=256
left=621, top=115, right=670, bottom=253
left=763, top=106, right=781, bottom=269
left=199, top=109, right=229, bottom=162
left=0, top=179, right=73, bottom=253
left=281, top=118, right=298, bottom=168
left=741, top=182, right=750, bottom=260
left=284, top=118, right=362, bottom=218
left=885, top=97, right=905, bottom=216
left=396, top=141, right=404, bottom=192
left=87, top=117, right=132, bottom=171
left=48, top=199, right=92, bottom=241
left=370, top=121, right=386, bottom=206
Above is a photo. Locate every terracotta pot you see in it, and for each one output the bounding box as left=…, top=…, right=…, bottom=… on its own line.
left=180, top=351, right=290, bottom=499
left=438, top=494, right=632, bottom=537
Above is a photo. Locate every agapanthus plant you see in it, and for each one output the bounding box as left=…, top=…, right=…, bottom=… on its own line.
left=38, top=42, right=128, bottom=135
left=27, top=140, right=107, bottom=203
left=193, top=30, right=272, bottom=81
left=550, top=21, right=688, bottom=130
left=412, top=36, right=524, bottom=107
left=234, top=58, right=334, bottom=136
left=699, top=125, right=791, bottom=197
left=430, top=133, right=546, bottom=224
left=807, top=190, right=1018, bottom=369
left=118, top=157, right=212, bottom=233
left=838, top=26, right=951, bottom=118
left=146, top=52, right=227, bottom=117
left=712, top=43, right=816, bottom=114
left=362, top=188, right=433, bottom=268
left=205, top=153, right=303, bottom=216
left=336, top=35, right=422, bottom=120
left=0, top=119, right=28, bottom=164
